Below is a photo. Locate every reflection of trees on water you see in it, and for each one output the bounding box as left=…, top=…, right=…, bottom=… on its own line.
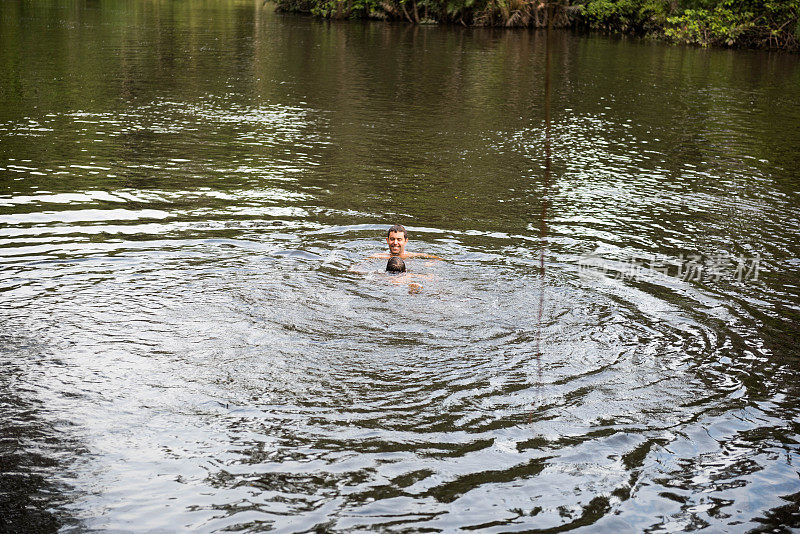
left=0, top=336, right=82, bottom=534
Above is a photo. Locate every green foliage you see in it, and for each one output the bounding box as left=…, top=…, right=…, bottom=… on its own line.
left=270, top=0, right=800, bottom=50
left=273, top=0, right=314, bottom=14
left=309, top=0, right=384, bottom=18
left=579, top=0, right=669, bottom=32
left=665, top=6, right=754, bottom=45
left=664, top=0, right=799, bottom=48
left=274, top=0, right=382, bottom=18
left=440, top=0, right=480, bottom=22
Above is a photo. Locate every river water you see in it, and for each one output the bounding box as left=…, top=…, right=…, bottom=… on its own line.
left=1, top=1, right=799, bottom=532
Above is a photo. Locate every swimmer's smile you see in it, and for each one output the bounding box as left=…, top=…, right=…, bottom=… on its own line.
left=387, top=232, right=407, bottom=256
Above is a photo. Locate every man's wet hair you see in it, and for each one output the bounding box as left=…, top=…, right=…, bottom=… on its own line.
left=386, top=256, right=406, bottom=273
left=387, top=224, right=407, bottom=238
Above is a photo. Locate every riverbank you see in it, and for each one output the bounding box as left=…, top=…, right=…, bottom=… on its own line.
left=272, top=0, right=799, bottom=51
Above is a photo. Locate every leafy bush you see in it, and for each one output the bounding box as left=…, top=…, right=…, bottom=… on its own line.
left=579, top=0, right=669, bottom=32
left=665, top=6, right=754, bottom=45
left=664, top=0, right=799, bottom=48
left=308, top=0, right=385, bottom=18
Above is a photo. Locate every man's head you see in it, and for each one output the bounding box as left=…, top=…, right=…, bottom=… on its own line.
left=386, top=256, right=406, bottom=273
left=386, top=224, right=408, bottom=257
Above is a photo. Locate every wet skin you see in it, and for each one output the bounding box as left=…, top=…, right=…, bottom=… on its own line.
left=387, top=231, right=408, bottom=257
left=370, top=231, right=441, bottom=260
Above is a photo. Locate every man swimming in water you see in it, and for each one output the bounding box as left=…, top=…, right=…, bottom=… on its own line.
left=371, top=224, right=442, bottom=260
left=349, top=225, right=438, bottom=293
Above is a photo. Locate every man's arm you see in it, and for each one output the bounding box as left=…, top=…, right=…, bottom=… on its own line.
left=390, top=273, right=433, bottom=285
left=405, top=252, right=442, bottom=260
left=366, top=252, right=440, bottom=259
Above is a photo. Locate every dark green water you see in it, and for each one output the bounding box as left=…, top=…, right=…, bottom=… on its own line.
left=1, top=1, right=799, bottom=532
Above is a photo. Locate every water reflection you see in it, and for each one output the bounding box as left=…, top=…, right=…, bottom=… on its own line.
left=0, top=334, right=83, bottom=533
left=1, top=0, right=800, bottom=532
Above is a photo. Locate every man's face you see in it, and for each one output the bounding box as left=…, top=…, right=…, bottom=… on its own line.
left=387, top=231, right=408, bottom=256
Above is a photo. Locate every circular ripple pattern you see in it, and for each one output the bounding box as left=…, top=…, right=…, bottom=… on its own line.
left=1, top=2, right=799, bottom=533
